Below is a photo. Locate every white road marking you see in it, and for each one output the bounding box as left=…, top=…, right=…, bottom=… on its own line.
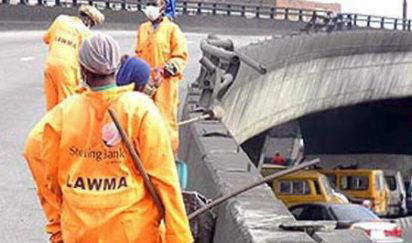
left=20, top=56, right=35, bottom=62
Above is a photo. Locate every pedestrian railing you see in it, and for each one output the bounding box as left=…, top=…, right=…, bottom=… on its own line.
left=2, top=0, right=412, bottom=31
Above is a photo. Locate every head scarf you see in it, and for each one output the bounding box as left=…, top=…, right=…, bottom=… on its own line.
left=79, top=33, right=120, bottom=75
left=79, top=5, right=105, bottom=25
left=116, top=57, right=151, bottom=87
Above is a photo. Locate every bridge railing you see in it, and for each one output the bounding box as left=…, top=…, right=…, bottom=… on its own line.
left=341, top=13, right=412, bottom=31
left=2, top=0, right=412, bottom=31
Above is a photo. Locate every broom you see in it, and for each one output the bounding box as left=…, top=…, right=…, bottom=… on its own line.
left=108, top=108, right=320, bottom=222
left=108, top=108, right=165, bottom=219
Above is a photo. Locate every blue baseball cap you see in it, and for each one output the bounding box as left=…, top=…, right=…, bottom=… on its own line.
left=116, top=57, right=151, bottom=87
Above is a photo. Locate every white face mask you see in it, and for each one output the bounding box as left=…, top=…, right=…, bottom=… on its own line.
left=145, top=6, right=161, bottom=21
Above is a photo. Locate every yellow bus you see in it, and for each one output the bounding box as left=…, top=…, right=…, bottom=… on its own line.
left=271, top=170, right=346, bottom=208
left=317, top=169, right=388, bottom=216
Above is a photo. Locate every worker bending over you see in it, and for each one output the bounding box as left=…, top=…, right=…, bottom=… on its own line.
left=25, top=33, right=192, bottom=243
left=136, top=0, right=188, bottom=155
left=43, top=5, right=104, bottom=110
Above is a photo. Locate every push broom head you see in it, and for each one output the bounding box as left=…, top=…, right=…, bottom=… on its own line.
left=178, top=106, right=225, bottom=126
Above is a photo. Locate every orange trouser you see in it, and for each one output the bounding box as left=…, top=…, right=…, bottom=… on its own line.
left=60, top=207, right=164, bottom=243
left=153, top=76, right=179, bottom=155
left=44, top=60, right=80, bottom=111
left=24, top=134, right=62, bottom=242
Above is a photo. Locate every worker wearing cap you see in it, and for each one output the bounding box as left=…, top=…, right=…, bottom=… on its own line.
left=116, top=55, right=152, bottom=92
left=26, top=33, right=192, bottom=243
left=43, top=5, right=104, bottom=111
left=135, top=0, right=188, bottom=155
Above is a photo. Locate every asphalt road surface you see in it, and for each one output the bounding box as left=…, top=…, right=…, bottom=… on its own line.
left=0, top=30, right=266, bottom=242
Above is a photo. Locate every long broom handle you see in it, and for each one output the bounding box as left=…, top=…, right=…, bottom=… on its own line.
left=108, top=109, right=165, bottom=219
left=178, top=114, right=210, bottom=126
left=188, top=158, right=320, bottom=221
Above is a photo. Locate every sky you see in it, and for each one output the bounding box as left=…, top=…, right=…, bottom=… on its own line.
left=315, top=0, right=410, bottom=18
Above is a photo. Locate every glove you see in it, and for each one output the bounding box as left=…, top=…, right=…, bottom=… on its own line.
left=163, top=62, right=177, bottom=78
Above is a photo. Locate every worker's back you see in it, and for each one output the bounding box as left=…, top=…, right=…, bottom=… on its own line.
left=43, top=15, right=90, bottom=66
left=40, top=87, right=192, bottom=242
left=50, top=88, right=160, bottom=232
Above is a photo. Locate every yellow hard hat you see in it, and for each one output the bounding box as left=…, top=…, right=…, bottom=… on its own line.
left=79, top=5, right=105, bottom=25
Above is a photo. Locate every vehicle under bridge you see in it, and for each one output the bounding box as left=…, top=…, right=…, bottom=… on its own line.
left=243, top=98, right=412, bottom=176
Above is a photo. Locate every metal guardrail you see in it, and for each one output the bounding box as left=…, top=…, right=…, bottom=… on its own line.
left=195, top=34, right=267, bottom=110
left=195, top=35, right=238, bottom=109
left=2, top=0, right=412, bottom=31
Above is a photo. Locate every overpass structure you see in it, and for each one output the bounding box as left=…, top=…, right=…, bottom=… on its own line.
left=183, top=9, right=412, bottom=243
left=215, top=30, right=412, bottom=144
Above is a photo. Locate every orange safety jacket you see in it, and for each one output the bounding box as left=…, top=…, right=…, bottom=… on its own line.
left=25, top=86, right=193, bottom=243
left=43, top=15, right=91, bottom=111
left=135, top=17, right=188, bottom=154
left=24, top=117, right=63, bottom=241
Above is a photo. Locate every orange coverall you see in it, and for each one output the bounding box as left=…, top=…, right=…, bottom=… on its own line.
left=135, top=17, right=188, bottom=155
left=43, top=15, right=91, bottom=111
left=25, top=87, right=193, bottom=243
